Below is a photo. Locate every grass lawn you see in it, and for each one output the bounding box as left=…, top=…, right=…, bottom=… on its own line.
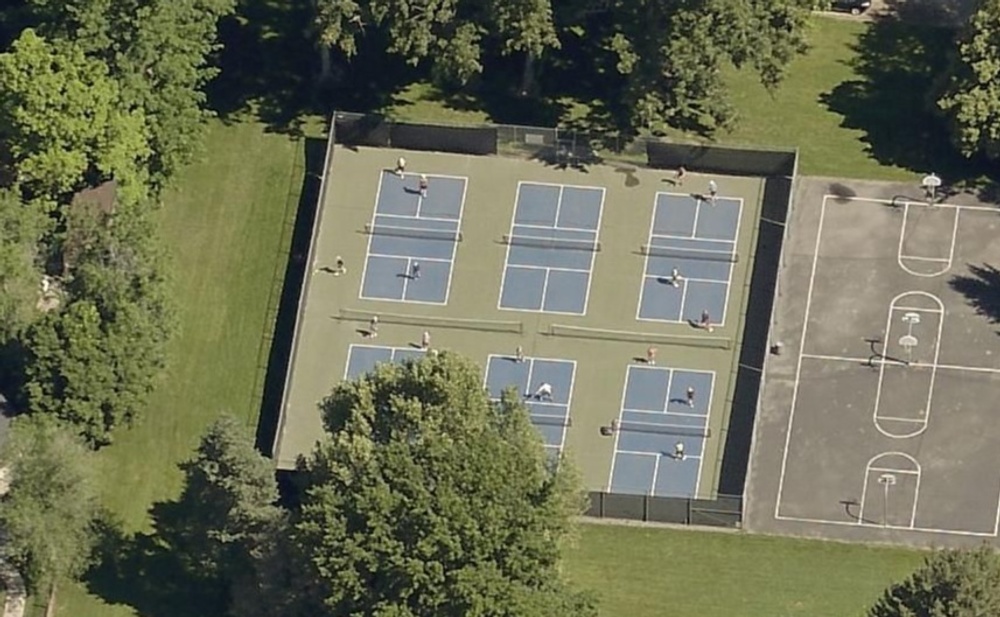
left=52, top=118, right=317, bottom=617
left=565, top=523, right=923, bottom=617
left=384, top=16, right=960, bottom=182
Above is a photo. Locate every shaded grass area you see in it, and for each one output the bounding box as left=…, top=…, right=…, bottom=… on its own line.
left=52, top=119, right=317, bottom=617
left=564, top=524, right=923, bottom=617
left=381, top=17, right=982, bottom=184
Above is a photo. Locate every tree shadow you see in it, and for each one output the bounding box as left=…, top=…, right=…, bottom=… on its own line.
left=819, top=16, right=994, bottom=182
left=949, top=264, right=1000, bottom=330
left=84, top=504, right=227, bottom=616
left=883, top=0, right=976, bottom=27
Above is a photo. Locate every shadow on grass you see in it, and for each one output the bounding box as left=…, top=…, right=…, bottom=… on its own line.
left=819, top=16, right=997, bottom=186
left=950, top=264, right=1000, bottom=330
left=85, top=508, right=226, bottom=617
left=820, top=18, right=960, bottom=173
left=253, top=135, right=328, bottom=455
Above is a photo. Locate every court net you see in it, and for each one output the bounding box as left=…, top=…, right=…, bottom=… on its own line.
left=338, top=308, right=523, bottom=334
left=615, top=420, right=711, bottom=438
left=545, top=323, right=732, bottom=350
left=503, top=234, right=601, bottom=252
left=365, top=223, right=462, bottom=242
left=641, top=245, right=738, bottom=263
left=531, top=413, right=572, bottom=427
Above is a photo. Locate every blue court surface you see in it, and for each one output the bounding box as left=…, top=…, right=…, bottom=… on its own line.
left=483, top=354, right=576, bottom=456
left=637, top=192, right=741, bottom=325
left=609, top=365, right=715, bottom=498
left=498, top=182, right=604, bottom=315
left=344, top=344, right=427, bottom=380
left=360, top=171, right=468, bottom=304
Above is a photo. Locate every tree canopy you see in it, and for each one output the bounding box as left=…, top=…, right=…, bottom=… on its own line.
left=869, top=546, right=1000, bottom=617
left=0, top=190, right=50, bottom=342
left=937, top=0, right=1000, bottom=160
left=23, top=200, right=173, bottom=446
left=313, top=0, right=815, bottom=133
left=0, top=28, right=150, bottom=200
left=286, top=351, right=594, bottom=616
left=24, top=0, right=237, bottom=190
left=0, top=415, right=102, bottom=594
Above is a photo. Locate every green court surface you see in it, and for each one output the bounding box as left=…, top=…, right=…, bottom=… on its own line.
left=275, top=146, right=764, bottom=499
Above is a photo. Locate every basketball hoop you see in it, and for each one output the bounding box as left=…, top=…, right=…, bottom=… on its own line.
left=921, top=173, right=941, bottom=204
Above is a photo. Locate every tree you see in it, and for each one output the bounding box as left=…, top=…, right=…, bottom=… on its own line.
left=0, top=415, right=102, bottom=595
left=937, top=0, right=1000, bottom=160
left=869, top=546, right=1000, bottom=616
left=25, top=0, right=237, bottom=189
left=22, top=201, right=173, bottom=446
left=0, top=28, right=150, bottom=200
left=563, top=0, right=816, bottom=133
left=0, top=190, right=50, bottom=342
left=312, top=0, right=559, bottom=87
left=158, top=415, right=283, bottom=584
left=289, top=351, right=595, bottom=617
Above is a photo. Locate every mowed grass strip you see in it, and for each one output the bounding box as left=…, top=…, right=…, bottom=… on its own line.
left=564, top=523, right=922, bottom=617
left=55, top=119, right=310, bottom=617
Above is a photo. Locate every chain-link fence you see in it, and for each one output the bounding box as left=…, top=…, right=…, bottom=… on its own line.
left=586, top=491, right=744, bottom=528
left=332, top=111, right=797, bottom=177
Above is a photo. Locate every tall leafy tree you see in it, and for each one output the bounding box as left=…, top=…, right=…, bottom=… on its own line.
left=23, top=200, right=173, bottom=446
left=312, top=0, right=559, bottom=86
left=565, top=0, right=816, bottom=133
left=0, top=28, right=150, bottom=200
left=289, top=352, right=595, bottom=616
left=25, top=0, right=237, bottom=189
left=0, top=415, right=102, bottom=595
left=0, top=191, right=50, bottom=342
left=937, top=0, right=1000, bottom=160
left=869, top=546, right=1000, bottom=616
left=158, top=414, right=283, bottom=584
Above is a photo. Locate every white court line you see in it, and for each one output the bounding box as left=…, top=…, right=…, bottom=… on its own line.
left=822, top=194, right=1000, bottom=214
left=356, top=172, right=388, bottom=302
left=623, top=408, right=708, bottom=419
left=891, top=305, right=945, bottom=314
left=616, top=449, right=702, bottom=460
left=633, top=195, right=661, bottom=323
left=401, top=171, right=469, bottom=182
left=649, top=454, right=661, bottom=496
left=857, top=452, right=921, bottom=528
left=579, top=186, right=606, bottom=316
left=496, top=183, right=525, bottom=312
left=774, top=513, right=998, bottom=537
left=872, top=292, right=944, bottom=439
left=560, top=360, right=578, bottom=453
left=607, top=366, right=636, bottom=491
left=691, top=199, right=702, bottom=237
left=377, top=212, right=458, bottom=225
left=400, top=257, right=413, bottom=298
left=775, top=196, right=828, bottom=520
left=800, top=353, right=1000, bottom=375
left=507, top=263, right=591, bottom=275
left=356, top=292, right=447, bottom=307
left=366, top=252, right=451, bottom=264
left=513, top=221, right=597, bottom=233
left=875, top=416, right=925, bottom=423
left=644, top=273, right=737, bottom=286
left=869, top=465, right=920, bottom=475
left=692, top=371, right=716, bottom=497
left=719, top=197, right=745, bottom=327
left=554, top=185, right=564, bottom=228
left=899, top=255, right=950, bottom=263
left=650, top=233, right=736, bottom=245
left=539, top=269, right=552, bottom=312
left=343, top=343, right=421, bottom=380
left=896, top=203, right=959, bottom=278
left=440, top=177, right=467, bottom=305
